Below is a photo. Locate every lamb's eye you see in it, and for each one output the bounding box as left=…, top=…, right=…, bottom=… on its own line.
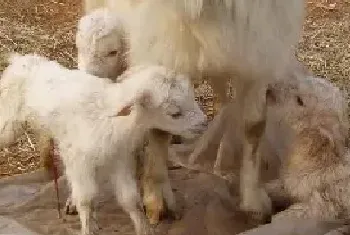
left=296, top=96, right=304, bottom=106
left=171, top=111, right=182, bottom=119
left=107, top=50, right=118, bottom=57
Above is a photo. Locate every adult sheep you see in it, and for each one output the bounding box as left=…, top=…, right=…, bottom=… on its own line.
left=81, top=0, right=306, bottom=224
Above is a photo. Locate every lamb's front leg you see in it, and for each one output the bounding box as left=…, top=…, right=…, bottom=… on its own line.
left=114, top=165, right=153, bottom=235
left=143, top=129, right=177, bottom=225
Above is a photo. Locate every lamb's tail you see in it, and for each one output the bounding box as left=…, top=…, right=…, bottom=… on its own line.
left=0, top=54, right=27, bottom=149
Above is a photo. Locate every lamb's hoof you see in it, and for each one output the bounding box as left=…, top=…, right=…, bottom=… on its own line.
left=65, top=197, right=78, bottom=215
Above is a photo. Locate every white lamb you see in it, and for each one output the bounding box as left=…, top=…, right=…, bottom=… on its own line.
left=0, top=53, right=207, bottom=235
left=75, top=8, right=183, bottom=223
left=22, top=9, right=129, bottom=183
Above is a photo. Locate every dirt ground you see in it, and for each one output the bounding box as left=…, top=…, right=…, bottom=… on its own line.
left=0, top=0, right=349, bottom=177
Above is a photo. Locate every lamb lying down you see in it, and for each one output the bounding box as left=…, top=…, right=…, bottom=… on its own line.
left=0, top=53, right=207, bottom=235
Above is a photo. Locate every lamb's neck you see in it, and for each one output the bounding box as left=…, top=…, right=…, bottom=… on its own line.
left=109, top=112, right=149, bottom=147
left=103, top=77, right=148, bottom=116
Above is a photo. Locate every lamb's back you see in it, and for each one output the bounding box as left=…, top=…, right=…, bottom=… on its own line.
left=25, top=62, right=112, bottom=119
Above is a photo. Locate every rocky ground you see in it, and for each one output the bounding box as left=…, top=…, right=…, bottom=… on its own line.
left=0, top=0, right=349, bottom=177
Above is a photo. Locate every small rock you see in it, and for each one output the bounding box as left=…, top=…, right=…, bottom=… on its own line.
left=329, top=3, right=336, bottom=9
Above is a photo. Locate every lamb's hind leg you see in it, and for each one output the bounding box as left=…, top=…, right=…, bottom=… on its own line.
left=65, top=160, right=98, bottom=235
left=142, top=129, right=177, bottom=225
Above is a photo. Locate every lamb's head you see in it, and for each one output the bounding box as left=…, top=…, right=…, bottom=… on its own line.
left=265, top=75, right=349, bottom=166
left=127, top=66, right=207, bottom=139
left=76, top=8, right=127, bottom=80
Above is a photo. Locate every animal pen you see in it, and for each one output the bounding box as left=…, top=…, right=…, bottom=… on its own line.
left=1, top=0, right=350, bottom=235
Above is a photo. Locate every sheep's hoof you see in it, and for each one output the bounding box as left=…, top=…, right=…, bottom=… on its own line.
left=139, top=226, right=155, bottom=235
left=144, top=198, right=164, bottom=225
left=146, top=206, right=163, bottom=225
left=65, top=197, right=78, bottom=215
left=245, top=210, right=272, bottom=225
left=166, top=209, right=181, bottom=221
left=240, top=188, right=272, bottom=224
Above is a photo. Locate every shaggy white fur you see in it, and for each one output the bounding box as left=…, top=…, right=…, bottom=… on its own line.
left=76, top=8, right=127, bottom=79
left=263, top=74, right=350, bottom=221
left=77, top=0, right=304, bottom=223
left=83, top=0, right=140, bottom=14
left=0, top=53, right=207, bottom=235
left=126, top=0, right=306, bottom=220
left=81, top=0, right=306, bottom=223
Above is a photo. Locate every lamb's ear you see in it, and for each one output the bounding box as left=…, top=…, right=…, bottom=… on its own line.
left=6, top=52, right=21, bottom=64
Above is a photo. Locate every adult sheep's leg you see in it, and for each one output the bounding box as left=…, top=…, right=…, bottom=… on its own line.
left=191, top=74, right=272, bottom=220
left=238, top=81, right=272, bottom=221
left=188, top=75, right=230, bottom=165
left=217, top=79, right=272, bottom=221
left=142, top=129, right=176, bottom=225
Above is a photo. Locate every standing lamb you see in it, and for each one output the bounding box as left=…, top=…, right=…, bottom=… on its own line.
left=75, top=7, right=182, bottom=223
left=0, top=53, right=207, bottom=235
left=33, top=8, right=130, bottom=215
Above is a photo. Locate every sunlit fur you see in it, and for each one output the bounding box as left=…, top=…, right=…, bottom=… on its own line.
left=0, top=54, right=207, bottom=235
left=263, top=74, right=350, bottom=221
left=82, top=0, right=305, bottom=223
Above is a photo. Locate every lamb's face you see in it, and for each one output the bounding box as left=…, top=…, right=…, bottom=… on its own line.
left=76, top=9, right=126, bottom=80
left=266, top=76, right=348, bottom=160
left=138, top=69, right=207, bottom=139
